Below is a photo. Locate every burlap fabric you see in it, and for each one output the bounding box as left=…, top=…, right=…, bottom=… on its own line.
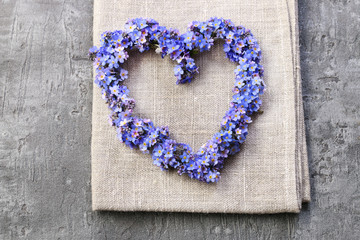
left=91, top=0, right=311, bottom=213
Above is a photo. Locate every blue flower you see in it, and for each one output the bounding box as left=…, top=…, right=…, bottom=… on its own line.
left=120, top=38, right=130, bottom=47
left=230, top=110, right=241, bottom=121
left=229, top=143, right=240, bottom=155
left=234, top=65, right=243, bottom=75
left=182, top=32, right=194, bottom=43
left=225, top=121, right=236, bottom=130
left=125, top=22, right=137, bottom=32
left=169, top=48, right=182, bottom=60
left=174, top=65, right=184, bottom=76
left=199, top=23, right=208, bottom=33
left=205, top=171, right=219, bottom=183
left=223, top=43, right=231, bottom=53
left=129, top=30, right=141, bottom=41
left=185, top=42, right=194, bottom=50
left=212, top=18, right=222, bottom=29
left=206, top=141, right=217, bottom=152
left=232, top=44, right=243, bottom=54
left=191, top=21, right=200, bottom=28
left=135, top=18, right=148, bottom=29
left=226, top=31, right=235, bottom=39
left=213, top=132, right=223, bottom=144
left=232, top=93, right=244, bottom=104
left=116, top=50, right=128, bottom=63
left=184, top=58, right=194, bottom=69
left=181, top=154, right=190, bottom=164
left=200, top=156, right=210, bottom=166
left=221, top=130, right=233, bottom=142
left=164, top=149, right=173, bottom=159
left=153, top=155, right=163, bottom=167
left=186, top=160, right=196, bottom=170
left=195, top=35, right=205, bottom=48
left=250, top=85, right=260, bottom=95
left=217, top=28, right=226, bottom=37
left=209, top=153, right=219, bottom=166
left=139, top=139, right=150, bottom=153
left=237, top=132, right=247, bottom=143
left=153, top=145, right=164, bottom=157
left=109, top=85, right=121, bottom=96
left=108, top=56, right=119, bottom=69
left=240, top=85, right=251, bottom=95
left=248, top=62, right=257, bottom=72
left=246, top=36, right=255, bottom=45
left=119, top=69, right=128, bottom=80
left=167, top=42, right=180, bottom=54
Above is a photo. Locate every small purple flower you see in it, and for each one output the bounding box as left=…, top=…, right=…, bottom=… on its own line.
left=186, top=160, right=196, bottom=170
left=195, top=35, right=205, bottom=48
left=116, top=50, right=128, bottom=63
left=222, top=130, right=233, bottom=142
left=186, top=58, right=196, bottom=70
left=164, top=149, right=173, bottom=159
left=109, top=85, right=121, bottom=96
left=153, top=155, right=162, bottom=166
left=229, top=144, right=240, bottom=155
left=200, top=156, right=210, bottom=166
left=136, top=18, right=148, bottom=29
left=120, top=38, right=129, bottom=47
left=199, top=23, right=208, bottom=33
left=153, top=145, right=164, bottom=157
left=167, top=42, right=180, bottom=54
left=213, top=132, right=223, bottom=144
left=125, top=22, right=136, bottom=32
left=139, top=140, right=149, bottom=153
left=183, top=32, right=194, bottom=43
left=129, top=30, right=141, bottom=41
left=235, top=128, right=242, bottom=135
left=185, top=42, right=194, bottom=50
left=226, top=121, right=236, bottom=130
left=217, top=28, right=226, bottom=37
left=226, top=31, right=235, bottom=39
left=248, top=62, right=257, bottom=73
left=206, top=141, right=217, bottom=152
left=212, top=18, right=222, bottom=29
left=180, top=152, right=190, bottom=163
left=174, top=65, right=184, bottom=76
left=119, top=69, right=128, bottom=80
left=232, top=93, right=244, bottom=104
left=232, top=42, right=243, bottom=54
left=205, top=171, right=218, bottom=183
left=108, top=56, right=119, bottom=69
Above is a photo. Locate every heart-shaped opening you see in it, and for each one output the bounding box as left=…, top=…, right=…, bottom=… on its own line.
left=123, top=40, right=234, bottom=151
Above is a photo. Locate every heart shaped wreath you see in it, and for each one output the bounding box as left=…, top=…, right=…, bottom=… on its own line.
left=89, top=17, right=265, bottom=183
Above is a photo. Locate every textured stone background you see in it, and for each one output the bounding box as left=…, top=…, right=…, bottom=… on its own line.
left=0, top=0, right=359, bottom=239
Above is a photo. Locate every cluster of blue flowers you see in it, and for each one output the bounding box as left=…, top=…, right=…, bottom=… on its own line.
left=89, top=17, right=265, bottom=183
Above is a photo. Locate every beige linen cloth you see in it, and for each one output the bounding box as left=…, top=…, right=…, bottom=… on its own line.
left=91, top=0, right=311, bottom=213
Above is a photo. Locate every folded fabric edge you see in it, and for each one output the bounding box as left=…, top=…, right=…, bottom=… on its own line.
left=294, top=0, right=311, bottom=203
left=91, top=201, right=301, bottom=214
left=291, top=0, right=311, bottom=205
left=297, top=5, right=311, bottom=205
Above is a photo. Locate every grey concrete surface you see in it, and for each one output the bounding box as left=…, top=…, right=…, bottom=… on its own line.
left=0, top=0, right=359, bottom=239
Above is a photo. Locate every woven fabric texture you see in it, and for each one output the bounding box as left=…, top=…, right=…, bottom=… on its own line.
left=91, top=0, right=310, bottom=213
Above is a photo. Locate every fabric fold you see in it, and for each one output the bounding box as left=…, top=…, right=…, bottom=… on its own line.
left=91, top=0, right=310, bottom=214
